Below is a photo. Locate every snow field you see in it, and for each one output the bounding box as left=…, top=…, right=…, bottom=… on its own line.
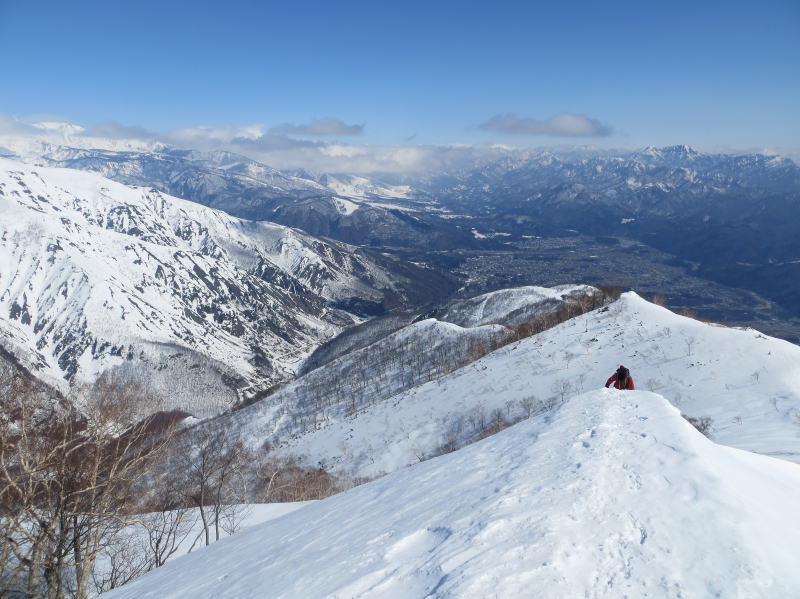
left=248, top=292, right=800, bottom=479
left=200, top=285, right=596, bottom=468
left=101, top=389, right=800, bottom=598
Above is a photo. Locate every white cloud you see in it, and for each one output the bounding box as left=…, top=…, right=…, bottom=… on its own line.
left=0, top=115, right=42, bottom=136
left=82, top=122, right=155, bottom=140
left=269, top=117, right=364, bottom=136
left=479, top=112, right=612, bottom=137
left=0, top=112, right=604, bottom=175
left=166, top=124, right=265, bottom=145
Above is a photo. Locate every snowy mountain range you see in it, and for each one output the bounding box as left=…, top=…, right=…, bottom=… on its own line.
left=6, top=137, right=800, bottom=327
left=0, top=158, right=446, bottom=414
left=420, top=145, right=800, bottom=319
left=2, top=140, right=474, bottom=250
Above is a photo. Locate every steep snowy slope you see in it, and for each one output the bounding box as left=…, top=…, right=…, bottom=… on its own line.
left=102, top=389, right=800, bottom=599
left=229, top=292, right=800, bottom=478
left=196, top=285, right=596, bottom=456
left=0, top=158, right=423, bottom=414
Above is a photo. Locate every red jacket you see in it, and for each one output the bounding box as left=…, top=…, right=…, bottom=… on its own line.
left=606, top=373, right=635, bottom=390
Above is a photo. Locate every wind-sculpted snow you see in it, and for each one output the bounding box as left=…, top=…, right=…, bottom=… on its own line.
left=229, top=292, right=800, bottom=479
left=102, top=390, right=800, bottom=599
left=0, top=158, right=412, bottom=414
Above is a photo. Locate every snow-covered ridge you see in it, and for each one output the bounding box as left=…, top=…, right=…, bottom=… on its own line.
left=102, top=389, right=800, bottom=598
left=0, top=158, right=407, bottom=413
left=318, top=173, right=413, bottom=201
left=192, top=285, right=594, bottom=461
left=229, top=291, right=800, bottom=479
left=439, top=283, right=595, bottom=327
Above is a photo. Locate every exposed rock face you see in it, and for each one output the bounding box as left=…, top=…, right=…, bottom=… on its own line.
left=0, top=158, right=443, bottom=414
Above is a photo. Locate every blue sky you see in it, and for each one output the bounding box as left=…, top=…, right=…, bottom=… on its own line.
left=0, top=0, right=798, bottom=166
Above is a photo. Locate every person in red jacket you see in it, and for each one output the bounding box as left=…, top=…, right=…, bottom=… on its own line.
left=606, top=365, right=635, bottom=390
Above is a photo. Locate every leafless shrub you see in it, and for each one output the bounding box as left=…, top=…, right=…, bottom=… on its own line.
left=136, top=482, right=198, bottom=569
left=251, top=454, right=341, bottom=503
left=677, top=308, right=722, bottom=325
left=518, top=396, right=537, bottom=418
left=682, top=414, right=713, bottom=437
left=478, top=409, right=512, bottom=440
left=599, top=285, right=624, bottom=303
left=91, top=526, right=150, bottom=594
left=551, top=378, right=575, bottom=404
left=219, top=503, right=253, bottom=537
left=649, top=294, right=668, bottom=307
left=468, top=405, right=487, bottom=433
left=437, top=423, right=461, bottom=455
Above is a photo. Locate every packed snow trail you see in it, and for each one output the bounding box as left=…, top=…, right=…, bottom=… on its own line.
left=102, top=389, right=800, bottom=598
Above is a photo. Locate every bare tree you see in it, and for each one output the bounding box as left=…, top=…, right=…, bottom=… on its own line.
left=0, top=375, right=177, bottom=599
left=133, top=476, right=199, bottom=571
left=518, top=395, right=537, bottom=419
left=577, top=372, right=587, bottom=392
left=551, top=378, right=575, bottom=404
left=91, top=525, right=149, bottom=594
left=174, top=430, right=250, bottom=547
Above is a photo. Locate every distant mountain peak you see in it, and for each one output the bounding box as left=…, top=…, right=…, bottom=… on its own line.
left=0, top=157, right=430, bottom=415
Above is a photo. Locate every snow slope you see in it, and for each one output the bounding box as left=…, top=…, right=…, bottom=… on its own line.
left=439, top=284, right=595, bottom=327
left=0, top=158, right=409, bottom=413
left=300, top=284, right=593, bottom=374
left=102, top=389, right=800, bottom=599
left=93, top=501, right=311, bottom=588
left=195, top=286, right=596, bottom=462
left=208, top=318, right=512, bottom=448
left=231, top=292, right=800, bottom=478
